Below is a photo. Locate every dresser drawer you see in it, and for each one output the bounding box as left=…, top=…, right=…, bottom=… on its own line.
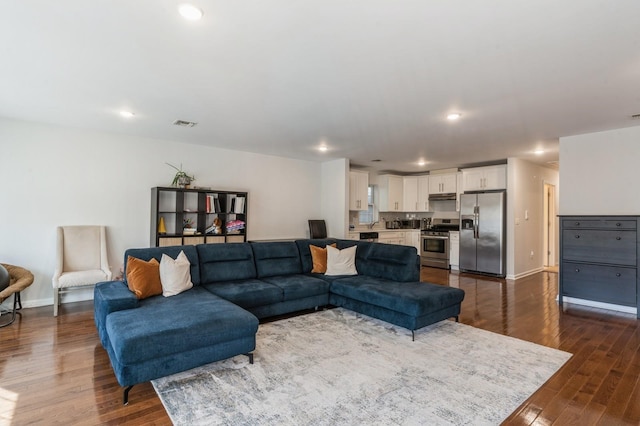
left=562, top=262, right=637, bottom=307
left=562, top=218, right=636, bottom=230
left=562, top=229, right=637, bottom=266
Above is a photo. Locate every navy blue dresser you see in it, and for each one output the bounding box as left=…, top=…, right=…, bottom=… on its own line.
left=559, top=216, right=639, bottom=318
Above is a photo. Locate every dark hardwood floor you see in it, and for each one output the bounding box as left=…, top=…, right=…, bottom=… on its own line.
left=1, top=268, right=639, bottom=425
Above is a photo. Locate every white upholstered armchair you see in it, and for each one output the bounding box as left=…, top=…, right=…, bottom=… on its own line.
left=52, top=225, right=112, bottom=316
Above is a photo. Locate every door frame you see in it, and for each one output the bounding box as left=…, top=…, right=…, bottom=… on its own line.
left=543, top=182, right=557, bottom=267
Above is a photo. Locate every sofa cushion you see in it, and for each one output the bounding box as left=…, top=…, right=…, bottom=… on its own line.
left=197, top=243, right=257, bottom=283
left=335, top=240, right=372, bottom=273
left=203, top=279, right=283, bottom=308
left=125, top=256, right=162, bottom=300
left=295, top=239, right=338, bottom=273
left=330, top=276, right=465, bottom=317
left=325, top=245, right=358, bottom=276
left=357, top=243, right=419, bottom=282
left=160, top=251, right=194, bottom=297
left=251, top=242, right=302, bottom=278
left=105, top=287, right=258, bottom=365
left=309, top=243, right=337, bottom=273
left=125, top=245, right=200, bottom=285
left=260, top=274, right=330, bottom=301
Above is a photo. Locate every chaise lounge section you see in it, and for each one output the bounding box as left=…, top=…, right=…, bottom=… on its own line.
left=94, top=239, right=465, bottom=403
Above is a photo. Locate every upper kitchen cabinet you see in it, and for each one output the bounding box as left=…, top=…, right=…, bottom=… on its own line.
left=378, top=174, right=404, bottom=212
left=349, top=170, right=369, bottom=211
left=404, top=175, right=430, bottom=212
left=418, top=175, right=430, bottom=212
left=403, top=176, right=419, bottom=212
left=428, top=173, right=457, bottom=194
left=456, top=172, right=463, bottom=211
left=462, top=165, right=507, bottom=191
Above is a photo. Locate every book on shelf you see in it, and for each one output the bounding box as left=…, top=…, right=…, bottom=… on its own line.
left=233, top=197, right=245, bottom=214
left=205, top=195, right=222, bottom=214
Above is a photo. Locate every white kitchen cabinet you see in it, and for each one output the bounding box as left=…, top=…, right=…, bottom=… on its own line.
left=378, top=231, right=405, bottom=245
left=405, top=230, right=421, bottom=252
left=349, top=170, right=369, bottom=211
left=428, top=173, right=457, bottom=194
left=347, top=232, right=360, bottom=241
left=403, top=176, right=429, bottom=212
left=462, top=165, right=507, bottom=191
left=456, top=172, right=463, bottom=211
left=403, top=176, right=419, bottom=212
left=449, top=231, right=460, bottom=270
left=378, top=174, right=404, bottom=212
left=417, top=175, right=430, bottom=212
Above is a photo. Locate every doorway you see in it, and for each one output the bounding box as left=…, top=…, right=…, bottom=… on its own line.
left=543, top=183, right=557, bottom=268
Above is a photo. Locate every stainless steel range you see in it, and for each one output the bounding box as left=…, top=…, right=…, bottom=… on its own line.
left=420, top=218, right=460, bottom=269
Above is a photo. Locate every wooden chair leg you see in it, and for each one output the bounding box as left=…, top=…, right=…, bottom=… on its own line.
left=53, top=288, right=59, bottom=317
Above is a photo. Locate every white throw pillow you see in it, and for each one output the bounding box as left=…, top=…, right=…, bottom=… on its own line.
left=159, top=250, right=194, bottom=297
left=325, top=245, right=358, bottom=276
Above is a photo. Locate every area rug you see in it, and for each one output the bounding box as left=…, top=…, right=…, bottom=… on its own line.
left=152, top=308, right=571, bottom=425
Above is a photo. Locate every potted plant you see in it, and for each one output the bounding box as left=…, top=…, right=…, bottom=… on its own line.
left=166, top=163, right=195, bottom=188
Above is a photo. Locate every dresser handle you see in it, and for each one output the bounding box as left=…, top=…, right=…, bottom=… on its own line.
left=616, top=236, right=621, bottom=240
left=616, top=223, right=621, bottom=227
left=575, top=268, right=580, bottom=272
left=575, top=235, right=580, bottom=238
left=616, top=273, right=621, bottom=277
left=575, top=222, right=580, bottom=226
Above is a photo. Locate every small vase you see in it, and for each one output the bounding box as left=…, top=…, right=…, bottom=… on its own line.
left=177, top=176, right=191, bottom=188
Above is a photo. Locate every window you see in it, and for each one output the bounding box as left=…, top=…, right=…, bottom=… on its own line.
left=358, top=185, right=378, bottom=225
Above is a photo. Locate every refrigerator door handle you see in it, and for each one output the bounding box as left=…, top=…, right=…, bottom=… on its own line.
left=473, top=205, right=479, bottom=239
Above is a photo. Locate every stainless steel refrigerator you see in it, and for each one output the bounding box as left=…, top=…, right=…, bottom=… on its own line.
left=459, top=191, right=506, bottom=277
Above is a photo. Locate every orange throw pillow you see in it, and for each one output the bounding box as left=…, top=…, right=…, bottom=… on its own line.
left=310, top=243, right=337, bottom=273
left=126, top=255, right=162, bottom=300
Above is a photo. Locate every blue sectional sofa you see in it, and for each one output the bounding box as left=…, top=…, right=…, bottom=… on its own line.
left=94, top=239, right=465, bottom=403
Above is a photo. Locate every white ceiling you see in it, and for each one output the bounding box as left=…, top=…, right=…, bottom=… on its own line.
left=2, top=1, right=639, bottom=173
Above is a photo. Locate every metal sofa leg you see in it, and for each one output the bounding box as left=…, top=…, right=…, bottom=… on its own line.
left=412, top=330, right=415, bottom=341
left=123, top=385, right=134, bottom=405
left=245, top=353, right=254, bottom=364
left=0, top=292, right=21, bottom=328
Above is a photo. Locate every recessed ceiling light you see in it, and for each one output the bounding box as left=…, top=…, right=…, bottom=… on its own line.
left=447, top=113, right=461, bottom=121
left=178, top=4, right=204, bottom=20
left=418, top=160, right=426, bottom=166
left=120, top=110, right=135, bottom=118
left=318, top=145, right=328, bottom=152
left=534, top=149, right=545, bottom=155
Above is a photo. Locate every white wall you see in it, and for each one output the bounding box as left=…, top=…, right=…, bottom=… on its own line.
left=559, top=125, right=640, bottom=215
left=507, top=158, right=559, bottom=279
left=0, top=117, right=334, bottom=309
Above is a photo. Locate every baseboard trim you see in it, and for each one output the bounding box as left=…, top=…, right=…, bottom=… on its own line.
left=507, top=267, right=544, bottom=281
left=559, top=296, right=637, bottom=315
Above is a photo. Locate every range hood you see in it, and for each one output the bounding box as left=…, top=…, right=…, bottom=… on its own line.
left=428, top=193, right=457, bottom=201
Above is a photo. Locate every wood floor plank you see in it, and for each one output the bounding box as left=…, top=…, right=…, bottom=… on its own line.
left=1, top=268, right=638, bottom=424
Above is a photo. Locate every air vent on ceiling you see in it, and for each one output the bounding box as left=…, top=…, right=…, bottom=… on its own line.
left=173, top=119, right=198, bottom=127
left=631, top=114, right=640, bottom=120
